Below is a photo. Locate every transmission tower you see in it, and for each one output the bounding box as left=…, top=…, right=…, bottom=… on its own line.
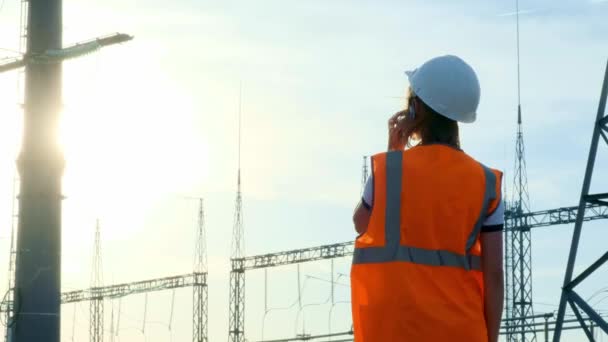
left=3, top=177, right=19, bottom=342
left=229, top=87, right=246, bottom=342
left=4, top=4, right=29, bottom=336
left=553, top=60, right=608, bottom=341
left=504, top=178, right=514, bottom=337
left=193, top=199, right=208, bottom=342
left=4, top=9, right=29, bottom=338
left=505, top=0, right=537, bottom=340
left=90, top=220, right=103, bottom=342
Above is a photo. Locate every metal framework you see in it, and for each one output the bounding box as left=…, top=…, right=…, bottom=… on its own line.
left=1, top=4, right=25, bottom=334
left=193, top=199, right=208, bottom=342
left=61, top=273, right=207, bottom=304
left=0, top=33, right=132, bottom=73
left=229, top=271, right=245, bottom=342
left=248, top=315, right=603, bottom=342
left=229, top=87, right=246, bottom=342
left=232, top=242, right=354, bottom=272
left=505, top=189, right=513, bottom=332
left=553, top=60, right=608, bottom=341
left=505, top=0, right=537, bottom=339
left=506, top=204, right=608, bottom=229
left=2, top=205, right=208, bottom=342
left=255, top=331, right=354, bottom=342
left=90, top=220, right=103, bottom=342
left=502, top=314, right=603, bottom=341
left=2, top=272, right=208, bottom=338
left=3, top=178, right=19, bottom=342
left=227, top=202, right=608, bottom=341
left=228, top=175, right=245, bottom=342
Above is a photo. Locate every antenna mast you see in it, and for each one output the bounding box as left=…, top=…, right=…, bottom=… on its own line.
left=193, top=199, right=208, bottom=342
left=90, top=220, right=104, bottom=342
left=229, top=85, right=246, bottom=342
left=232, top=84, right=244, bottom=259
left=505, top=0, right=537, bottom=340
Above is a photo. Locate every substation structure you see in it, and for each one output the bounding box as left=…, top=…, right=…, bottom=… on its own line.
left=1, top=273, right=207, bottom=340
left=229, top=242, right=355, bottom=342
left=552, top=60, right=608, bottom=341
left=501, top=313, right=602, bottom=342
left=2, top=196, right=209, bottom=342
left=227, top=201, right=608, bottom=342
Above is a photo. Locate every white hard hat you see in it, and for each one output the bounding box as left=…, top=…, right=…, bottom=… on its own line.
left=405, top=55, right=480, bottom=123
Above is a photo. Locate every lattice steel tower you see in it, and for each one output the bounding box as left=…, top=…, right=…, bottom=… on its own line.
left=193, top=199, right=209, bottom=342
left=90, top=219, right=103, bottom=342
left=505, top=0, right=537, bottom=340
left=229, top=88, right=245, bottom=342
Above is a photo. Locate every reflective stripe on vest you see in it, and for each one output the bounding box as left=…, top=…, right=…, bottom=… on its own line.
left=352, top=150, right=497, bottom=271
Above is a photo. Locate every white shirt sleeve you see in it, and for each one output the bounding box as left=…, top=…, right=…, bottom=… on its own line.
left=483, top=198, right=505, bottom=226
left=360, top=174, right=504, bottom=226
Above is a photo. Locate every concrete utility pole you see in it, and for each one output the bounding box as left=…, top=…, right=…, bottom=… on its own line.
left=13, top=0, right=64, bottom=341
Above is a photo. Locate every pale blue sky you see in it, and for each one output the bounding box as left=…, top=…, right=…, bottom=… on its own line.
left=1, top=0, right=608, bottom=341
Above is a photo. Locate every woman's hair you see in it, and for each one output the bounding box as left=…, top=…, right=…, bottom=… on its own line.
left=401, top=89, right=461, bottom=149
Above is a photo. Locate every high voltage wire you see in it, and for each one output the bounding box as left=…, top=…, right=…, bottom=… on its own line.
left=261, top=265, right=353, bottom=342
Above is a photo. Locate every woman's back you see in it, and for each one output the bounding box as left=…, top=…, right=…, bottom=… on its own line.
left=351, top=145, right=501, bottom=341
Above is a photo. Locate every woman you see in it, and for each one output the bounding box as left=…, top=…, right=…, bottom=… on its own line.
left=351, top=55, right=504, bottom=342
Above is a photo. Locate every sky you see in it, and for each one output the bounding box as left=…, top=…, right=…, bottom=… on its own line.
left=1, top=0, right=608, bottom=341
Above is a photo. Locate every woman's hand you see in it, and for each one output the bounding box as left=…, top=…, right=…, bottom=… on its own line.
left=387, top=110, right=408, bottom=151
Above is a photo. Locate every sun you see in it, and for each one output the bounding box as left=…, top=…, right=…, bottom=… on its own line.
left=59, top=52, right=208, bottom=240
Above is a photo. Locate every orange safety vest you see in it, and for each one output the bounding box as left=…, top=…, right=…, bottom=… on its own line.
left=351, top=145, right=502, bottom=342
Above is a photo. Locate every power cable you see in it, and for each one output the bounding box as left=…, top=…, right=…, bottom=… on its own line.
left=168, top=289, right=175, bottom=331
left=306, top=275, right=349, bottom=288
left=295, top=292, right=332, bottom=337
left=116, top=298, right=121, bottom=337
left=142, top=293, right=148, bottom=334
left=110, top=301, right=115, bottom=342
left=296, top=272, right=351, bottom=338
left=71, top=303, right=76, bottom=341
left=261, top=275, right=313, bottom=340
left=328, top=273, right=348, bottom=341
left=297, top=265, right=302, bottom=310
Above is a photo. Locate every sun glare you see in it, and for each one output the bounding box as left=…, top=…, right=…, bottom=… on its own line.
left=60, top=55, right=208, bottom=240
